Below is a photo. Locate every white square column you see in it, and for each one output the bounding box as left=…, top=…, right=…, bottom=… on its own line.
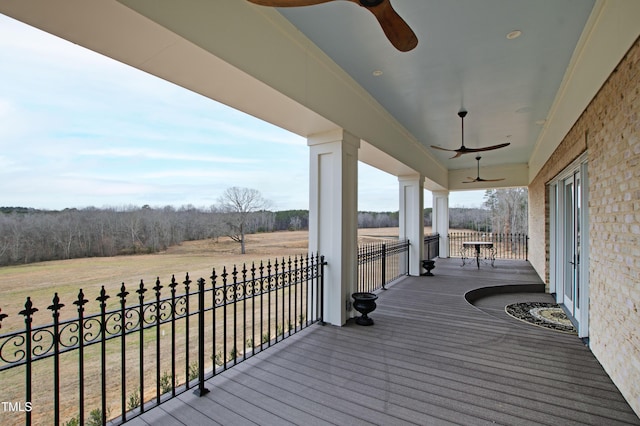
left=432, top=191, right=450, bottom=257
left=308, top=129, right=360, bottom=326
left=398, top=175, right=424, bottom=276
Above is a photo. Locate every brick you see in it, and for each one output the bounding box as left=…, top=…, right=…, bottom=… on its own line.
left=529, top=36, right=640, bottom=415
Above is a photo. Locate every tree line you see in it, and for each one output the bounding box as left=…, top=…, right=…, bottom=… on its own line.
left=0, top=205, right=285, bottom=266
left=0, top=188, right=527, bottom=266
left=0, top=206, right=399, bottom=266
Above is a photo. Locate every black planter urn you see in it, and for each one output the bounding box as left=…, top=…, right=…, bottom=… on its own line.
left=352, top=292, right=378, bottom=326
left=421, top=259, right=436, bottom=276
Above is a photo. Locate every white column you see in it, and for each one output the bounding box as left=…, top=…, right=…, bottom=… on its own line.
left=398, top=174, right=424, bottom=276
left=432, top=191, right=450, bottom=257
left=308, top=129, right=359, bottom=326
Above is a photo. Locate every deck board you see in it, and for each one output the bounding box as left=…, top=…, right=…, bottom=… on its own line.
left=130, top=259, right=640, bottom=425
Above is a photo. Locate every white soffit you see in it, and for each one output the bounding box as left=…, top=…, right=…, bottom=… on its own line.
left=529, top=0, right=640, bottom=181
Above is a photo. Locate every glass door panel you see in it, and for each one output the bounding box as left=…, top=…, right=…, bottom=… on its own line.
left=563, top=172, right=581, bottom=317
left=575, top=174, right=581, bottom=315
left=564, top=179, right=575, bottom=314
left=552, top=156, right=589, bottom=337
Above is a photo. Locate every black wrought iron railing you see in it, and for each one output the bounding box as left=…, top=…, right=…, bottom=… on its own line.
left=448, top=232, right=528, bottom=260
left=357, top=239, right=410, bottom=292
left=423, top=233, right=440, bottom=260
left=0, top=254, right=325, bottom=426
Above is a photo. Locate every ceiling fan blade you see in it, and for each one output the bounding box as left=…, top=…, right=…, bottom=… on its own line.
left=430, top=145, right=457, bottom=152
left=433, top=142, right=511, bottom=158
left=462, top=154, right=506, bottom=183
left=433, top=111, right=511, bottom=158
left=246, top=0, right=335, bottom=6
left=429, top=145, right=469, bottom=158
left=466, top=142, right=511, bottom=153
left=359, top=0, right=418, bottom=52
left=462, top=177, right=505, bottom=184
left=430, top=145, right=464, bottom=158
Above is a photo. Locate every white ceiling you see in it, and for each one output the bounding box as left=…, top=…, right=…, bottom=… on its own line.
left=275, top=0, right=594, bottom=171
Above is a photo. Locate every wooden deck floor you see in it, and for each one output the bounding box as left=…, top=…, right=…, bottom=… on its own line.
left=127, top=258, right=640, bottom=425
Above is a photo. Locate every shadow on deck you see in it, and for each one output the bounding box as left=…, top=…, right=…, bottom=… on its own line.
left=128, top=258, right=640, bottom=425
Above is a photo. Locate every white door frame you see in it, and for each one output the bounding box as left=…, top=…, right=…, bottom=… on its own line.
left=549, top=153, right=589, bottom=338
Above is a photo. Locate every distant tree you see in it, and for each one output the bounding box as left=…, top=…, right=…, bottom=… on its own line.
left=448, top=207, right=491, bottom=231
left=357, top=211, right=399, bottom=228
left=274, top=210, right=309, bottom=231
left=217, top=187, right=271, bottom=254
left=289, top=216, right=303, bottom=231
left=483, top=188, right=528, bottom=236
left=423, top=208, right=432, bottom=227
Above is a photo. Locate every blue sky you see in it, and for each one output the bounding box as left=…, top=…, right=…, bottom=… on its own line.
left=0, top=15, right=486, bottom=211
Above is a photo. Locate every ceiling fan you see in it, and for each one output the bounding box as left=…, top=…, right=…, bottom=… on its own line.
left=246, top=0, right=418, bottom=52
left=463, top=156, right=505, bottom=183
left=431, top=110, right=511, bottom=159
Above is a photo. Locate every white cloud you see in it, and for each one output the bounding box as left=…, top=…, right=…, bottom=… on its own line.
left=77, top=148, right=257, bottom=164
left=0, top=14, right=401, bottom=212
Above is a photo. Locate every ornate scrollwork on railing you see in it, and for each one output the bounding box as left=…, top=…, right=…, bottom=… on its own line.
left=0, top=272, right=199, bottom=370
left=31, top=328, right=55, bottom=358
left=58, top=321, right=80, bottom=349
left=0, top=253, right=326, bottom=425
left=82, top=317, right=103, bottom=345
left=0, top=334, right=26, bottom=365
left=105, top=311, right=124, bottom=336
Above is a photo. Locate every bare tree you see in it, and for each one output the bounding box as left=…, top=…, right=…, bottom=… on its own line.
left=217, top=187, right=271, bottom=254
left=483, top=188, right=528, bottom=251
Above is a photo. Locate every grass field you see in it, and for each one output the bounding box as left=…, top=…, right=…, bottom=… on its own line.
left=0, top=227, right=417, bottom=331
left=0, top=227, right=433, bottom=426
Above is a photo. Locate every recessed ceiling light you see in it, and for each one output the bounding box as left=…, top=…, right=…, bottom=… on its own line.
left=535, top=119, right=547, bottom=125
left=506, top=30, right=522, bottom=40
left=372, top=70, right=383, bottom=77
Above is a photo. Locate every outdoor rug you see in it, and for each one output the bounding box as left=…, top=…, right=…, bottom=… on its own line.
left=505, top=302, right=577, bottom=334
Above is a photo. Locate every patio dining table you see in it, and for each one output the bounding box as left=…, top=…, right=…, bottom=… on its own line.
left=462, top=241, right=495, bottom=269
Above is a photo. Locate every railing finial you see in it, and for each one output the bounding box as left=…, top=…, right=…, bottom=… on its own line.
left=47, top=293, right=65, bottom=314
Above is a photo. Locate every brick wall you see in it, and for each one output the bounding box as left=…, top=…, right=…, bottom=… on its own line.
left=529, top=36, right=640, bottom=414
